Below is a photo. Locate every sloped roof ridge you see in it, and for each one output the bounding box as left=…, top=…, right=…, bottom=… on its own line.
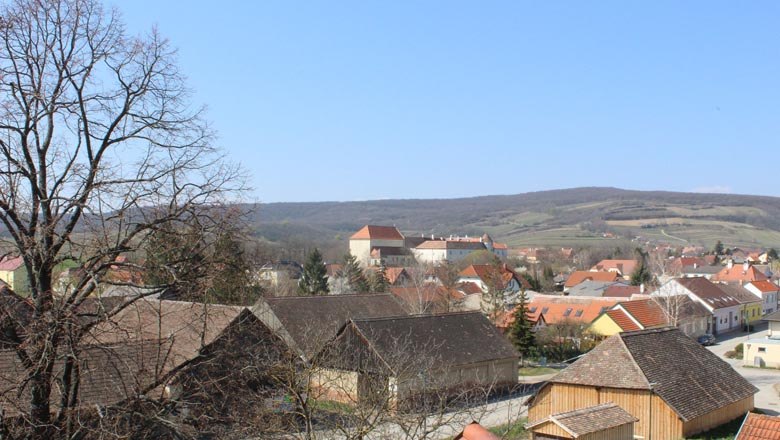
left=351, top=310, right=482, bottom=323
left=553, top=402, right=620, bottom=418
left=265, top=293, right=396, bottom=301
left=615, top=331, right=652, bottom=388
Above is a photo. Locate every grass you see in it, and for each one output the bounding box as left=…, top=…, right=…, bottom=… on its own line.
left=519, top=366, right=558, bottom=376
left=488, top=418, right=528, bottom=440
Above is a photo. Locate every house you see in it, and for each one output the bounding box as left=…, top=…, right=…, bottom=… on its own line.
left=524, top=295, right=621, bottom=326
left=349, top=225, right=407, bottom=267
left=718, top=284, right=764, bottom=328
left=456, top=264, right=533, bottom=311
left=313, top=312, right=519, bottom=406
left=527, top=328, right=758, bottom=439
left=255, top=260, right=303, bottom=287
left=590, top=259, right=638, bottom=279
left=588, top=299, right=668, bottom=337
left=743, top=310, right=780, bottom=368
left=735, top=412, right=780, bottom=440
left=566, top=280, right=639, bottom=298
left=712, top=261, right=769, bottom=283
left=495, top=308, right=547, bottom=334
left=0, top=256, right=27, bottom=294
left=680, top=264, right=722, bottom=279
left=525, top=403, right=637, bottom=440
left=744, top=280, right=780, bottom=315
left=563, top=271, right=622, bottom=292
left=588, top=296, right=710, bottom=339
left=252, top=293, right=407, bottom=359
left=655, top=278, right=742, bottom=334
left=412, top=234, right=509, bottom=264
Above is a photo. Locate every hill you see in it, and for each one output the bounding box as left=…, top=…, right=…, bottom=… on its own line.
left=247, top=187, right=780, bottom=250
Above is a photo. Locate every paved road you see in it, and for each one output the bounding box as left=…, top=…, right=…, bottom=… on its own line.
left=706, top=324, right=780, bottom=415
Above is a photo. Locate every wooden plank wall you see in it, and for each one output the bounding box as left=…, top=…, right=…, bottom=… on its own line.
left=682, top=396, right=754, bottom=437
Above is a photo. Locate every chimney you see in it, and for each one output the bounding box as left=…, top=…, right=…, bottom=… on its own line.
left=727, top=259, right=734, bottom=269
left=743, top=261, right=749, bottom=273
left=640, top=283, right=645, bottom=294
left=693, top=263, right=698, bottom=269
left=431, top=234, right=434, bottom=240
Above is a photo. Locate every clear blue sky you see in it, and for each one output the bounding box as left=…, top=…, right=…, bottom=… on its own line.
left=117, top=1, right=780, bottom=202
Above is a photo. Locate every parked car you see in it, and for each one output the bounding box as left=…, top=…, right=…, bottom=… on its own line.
left=697, top=334, right=716, bottom=346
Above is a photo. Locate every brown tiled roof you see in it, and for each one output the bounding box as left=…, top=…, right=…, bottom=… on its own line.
left=331, top=312, right=518, bottom=374
left=383, top=267, right=407, bottom=285
left=606, top=309, right=641, bottom=331
left=736, top=412, right=780, bottom=440
left=527, top=403, right=637, bottom=436
left=350, top=225, right=404, bottom=240
left=457, top=282, right=483, bottom=295
left=603, top=284, right=641, bottom=298
left=551, top=328, right=758, bottom=421
left=564, top=271, right=621, bottom=288
left=85, top=299, right=245, bottom=373
left=0, top=339, right=166, bottom=416
left=389, top=286, right=464, bottom=313
left=676, top=277, right=742, bottom=309
left=254, top=293, right=407, bottom=357
left=718, top=285, right=763, bottom=305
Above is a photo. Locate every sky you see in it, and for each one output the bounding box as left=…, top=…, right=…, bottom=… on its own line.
left=116, top=1, right=780, bottom=203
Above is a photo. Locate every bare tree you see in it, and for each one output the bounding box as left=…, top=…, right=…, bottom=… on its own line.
left=0, top=0, right=243, bottom=437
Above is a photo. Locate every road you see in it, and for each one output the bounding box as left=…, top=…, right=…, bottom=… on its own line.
left=706, top=323, right=780, bottom=415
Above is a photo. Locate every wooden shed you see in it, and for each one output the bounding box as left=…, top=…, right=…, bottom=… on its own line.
left=526, top=403, right=636, bottom=440
left=527, top=328, right=758, bottom=439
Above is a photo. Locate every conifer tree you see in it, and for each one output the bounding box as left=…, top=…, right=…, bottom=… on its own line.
left=370, top=265, right=390, bottom=293
left=299, top=248, right=330, bottom=295
left=509, top=289, right=535, bottom=364
left=339, top=254, right=370, bottom=293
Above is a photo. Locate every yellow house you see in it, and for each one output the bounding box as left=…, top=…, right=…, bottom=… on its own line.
left=719, top=284, right=764, bottom=329
left=588, top=299, right=668, bottom=338
left=0, top=256, right=27, bottom=294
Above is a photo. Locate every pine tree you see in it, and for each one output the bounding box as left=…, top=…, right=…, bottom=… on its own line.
left=714, top=240, right=724, bottom=256
left=509, top=289, right=535, bottom=364
left=630, top=248, right=652, bottom=286
left=299, top=248, right=330, bottom=295
left=339, top=254, right=370, bottom=293
left=370, top=265, right=390, bottom=293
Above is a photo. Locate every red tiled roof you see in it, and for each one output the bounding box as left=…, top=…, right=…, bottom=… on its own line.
left=736, top=412, right=780, bottom=440
left=712, top=265, right=769, bottom=282
left=619, top=299, right=667, bottom=328
left=606, top=309, right=641, bottom=331
left=457, top=282, right=483, bottom=295
left=565, top=271, right=622, bottom=288
left=350, top=225, right=404, bottom=241
left=748, top=280, right=780, bottom=293
left=590, top=259, right=638, bottom=275
left=454, top=422, right=500, bottom=440
left=526, top=297, right=620, bottom=325
left=0, top=256, right=23, bottom=272
left=383, top=267, right=407, bottom=285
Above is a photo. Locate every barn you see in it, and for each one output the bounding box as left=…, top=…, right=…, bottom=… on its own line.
left=527, top=328, right=757, bottom=439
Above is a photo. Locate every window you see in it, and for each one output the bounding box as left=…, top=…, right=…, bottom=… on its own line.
left=575, top=310, right=584, bottom=317
left=529, top=307, right=537, bottom=313
left=542, top=307, right=549, bottom=314
left=759, top=347, right=767, bottom=353
left=563, top=308, right=573, bottom=317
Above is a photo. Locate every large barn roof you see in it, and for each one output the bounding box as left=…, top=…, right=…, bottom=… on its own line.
left=550, top=327, right=757, bottom=421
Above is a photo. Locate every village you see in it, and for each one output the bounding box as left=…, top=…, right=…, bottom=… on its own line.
left=1, top=223, right=779, bottom=439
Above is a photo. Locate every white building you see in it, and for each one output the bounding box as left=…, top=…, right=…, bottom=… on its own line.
left=349, top=225, right=406, bottom=267
left=654, top=278, right=740, bottom=335
left=413, top=233, right=507, bottom=264
left=744, top=280, right=780, bottom=316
